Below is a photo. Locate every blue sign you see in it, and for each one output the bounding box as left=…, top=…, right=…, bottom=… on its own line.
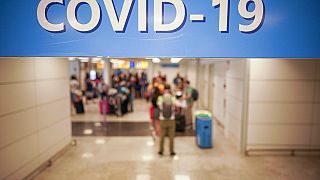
left=161, top=63, right=180, bottom=68
left=0, top=0, right=320, bottom=58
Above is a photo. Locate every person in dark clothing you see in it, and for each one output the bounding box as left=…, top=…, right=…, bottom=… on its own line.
left=140, top=71, right=148, bottom=98
left=134, top=73, right=141, bottom=98
left=150, top=83, right=161, bottom=130
left=85, top=73, right=94, bottom=104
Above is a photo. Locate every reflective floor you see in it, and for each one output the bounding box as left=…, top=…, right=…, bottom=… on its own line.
left=34, top=133, right=320, bottom=180
left=71, top=99, right=194, bottom=137
left=34, top=100, right=320, bottom=180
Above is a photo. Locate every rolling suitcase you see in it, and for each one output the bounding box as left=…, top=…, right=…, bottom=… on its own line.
left=99, top=100, right=109, bottom=114
left=74, top=100, right=85, bottom=114
left=175, top=113, right=186, bottom=132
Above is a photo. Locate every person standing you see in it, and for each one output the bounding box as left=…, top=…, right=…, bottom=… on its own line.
left=184, top=80, right=194, bottom=129
left=85, top=73, right=94, bottom=104
left=157, top=85, right=176, bottom=156
left=140, top=71, right=148, bottom=98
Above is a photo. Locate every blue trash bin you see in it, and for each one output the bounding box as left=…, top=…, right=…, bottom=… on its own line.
left=196, top=116, right=213, bottom=148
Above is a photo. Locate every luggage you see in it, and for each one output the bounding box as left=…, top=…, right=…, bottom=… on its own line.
left=99, top=100, right=109, bottom=114
left=74, top=100, right=85, bottom=114
left=175, top=113, right=186, bottom=132
left=121, top=98, right=129, bottom=114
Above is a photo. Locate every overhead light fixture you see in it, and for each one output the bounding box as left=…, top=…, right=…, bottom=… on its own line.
left=170, top=58, right=183, bottom=63
left=110, top=59, right=119, bottom=64
left=68, top=57, right=76, bottom=61
left=152, top=58, right=161, bottom=63
left=118, top=59, right=125, bottom=64
left=79, top=57, right=89, bottom=62
left=92, top=57, right=102, bottom=63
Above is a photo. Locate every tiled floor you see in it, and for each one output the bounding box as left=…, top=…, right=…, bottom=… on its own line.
left=35, top=99, right=320, bottom=180
left=34, top=128, right=320, bottom=180
left=72, top=122, right=195, bottom=137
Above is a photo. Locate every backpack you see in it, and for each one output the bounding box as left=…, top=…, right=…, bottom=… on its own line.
left=191, top=88, right=199, bottom=101
left=162, top=94, right=173, bottom=119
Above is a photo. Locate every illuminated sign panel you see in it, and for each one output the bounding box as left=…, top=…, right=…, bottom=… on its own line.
left=0, top=0, right=319, bottom=58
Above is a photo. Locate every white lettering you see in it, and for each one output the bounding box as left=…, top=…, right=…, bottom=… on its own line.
left=238, top=0, right=264, bottom=32
left=67, top=0, right=101, bottom=32
left=37, top=0, right=65, bottom=32
left=154, top=0, right=186, bottom=32
left=138, top=0, right=147, bottom=32
left=103, top=0, right=134, bottom=32
left=212, top=0, right=229, bottom=32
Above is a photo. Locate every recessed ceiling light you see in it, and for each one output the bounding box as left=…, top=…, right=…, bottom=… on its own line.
left=152, top=58, right=161, bottom=63
left=170, top=58, right=183, bottom=63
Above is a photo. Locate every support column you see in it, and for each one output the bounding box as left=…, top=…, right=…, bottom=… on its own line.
left=103, top=59, right=111, bottom=85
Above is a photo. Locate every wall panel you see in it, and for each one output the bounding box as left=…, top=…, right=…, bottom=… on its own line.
left=317, top=62, right=320, bottom=80
left=0, top=59, right=35, bottom=83
left=0, top=58, right=71, bottom=179
left=311, top=125, right=320, bottom=147
left=34, top=58, right=69, bottom=80
left=0, top=134, right=38, bottom=180
left=314, top=104, right=320, bottom=124
left=248, top=103, right=313, bottom=124
left=249, top=81, right=314, bottom=102
left=0, top=83, right=36, bottom=116
left=38, top=119, right=70, bottom=154
left=0, top=109, right=37, bottom=149
left=250, top=60, right=317, bottom=80
left=248, top=124, right=312, bottom=146
left=225, top=60, right=245, bottom=149
left=37, top=99, right=70, bottom=129
left=247, top=59, right=318, bottom=152
left=36, top=79, right=69, bottom=105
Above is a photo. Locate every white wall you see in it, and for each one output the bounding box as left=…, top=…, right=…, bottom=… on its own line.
left=213, top=62, right=227, bottom=127
left=200, top=59, right=246, bottom=150
left=0, top=58, right=71, bottom=180
left=247, top=59, right=320, bottom=151
left=186, top=60, right=197, bottom=88
left=152, top=61, right=189, bottom=86
left=225, top=60, right=246, bottom=149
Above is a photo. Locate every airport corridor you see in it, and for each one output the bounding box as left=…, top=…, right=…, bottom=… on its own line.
left=33, top=100, right=320, bottom=180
